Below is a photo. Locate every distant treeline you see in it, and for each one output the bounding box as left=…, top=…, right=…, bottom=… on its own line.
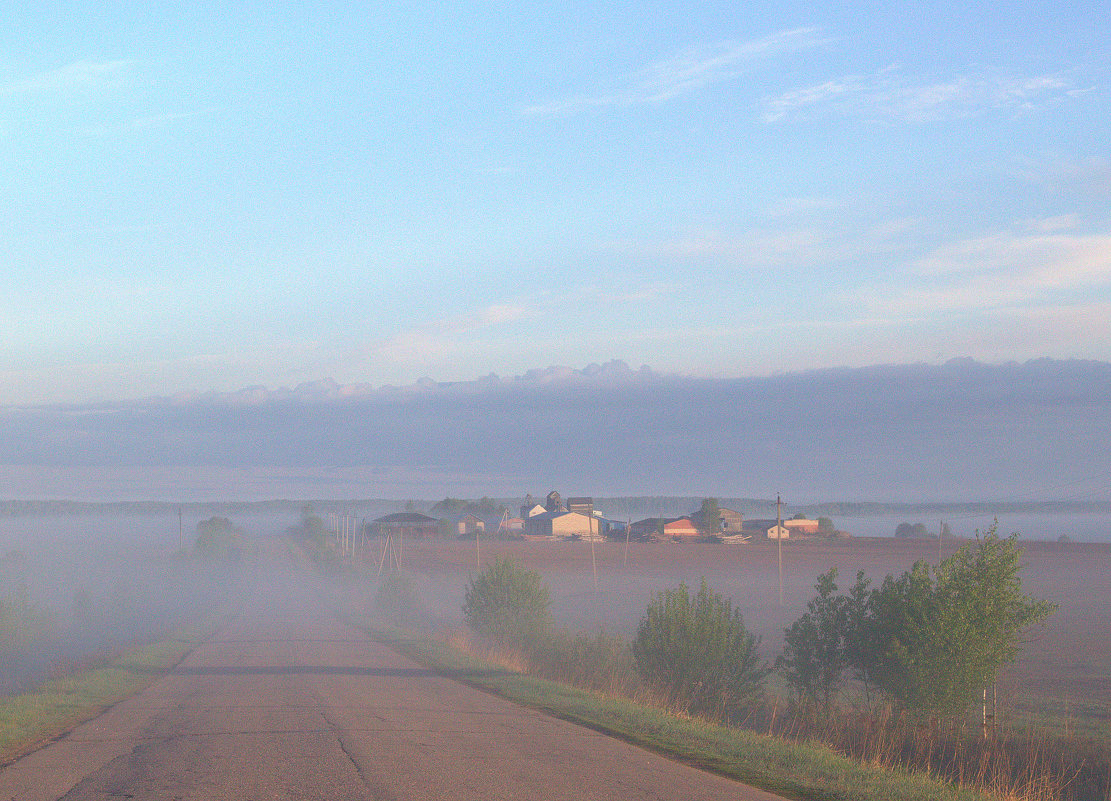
left=4, top=497, right=1110, bottom=520
left=0, top=499, right=406, bottom=519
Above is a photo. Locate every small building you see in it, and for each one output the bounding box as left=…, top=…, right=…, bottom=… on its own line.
left=524, top=510, right=598, bottom=539
left=455, top=513, right=486, bottom=536
left=744, top=519, right=791, bottom=540
left=688, top=506, right=745, bottom=535
left=373, top=512, right=441, bottom=539
left=629, top=517, right=699, bottom=541
left=566, top=497, right=594, bottom=517
left=663, top=517, right=699, bottom=538
left=783, top=518, right=820, bottom=534
left=629, top=518, right=668, bottom=541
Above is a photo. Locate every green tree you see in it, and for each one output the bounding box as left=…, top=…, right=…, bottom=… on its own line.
left=779, top=568, right=851, bottom=714
left=633, top=578, right=767, bottom=718
left=895, top=522, right=931, bottom=539
left=699, top=498, right=722, bottom=536
left=194, top=516, right=245, bottom=560
left=462, top=558, right=552, bottom=647
left=858, top=523, right=1055, bottom=717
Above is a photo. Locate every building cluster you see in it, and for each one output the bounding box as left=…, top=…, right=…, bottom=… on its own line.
left=369, top=491, right=828, bottom=544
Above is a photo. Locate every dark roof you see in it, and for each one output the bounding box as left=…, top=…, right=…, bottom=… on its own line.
left=374, top=512, right=440, bottom=524
left=744, top=519, right=785, bottom=529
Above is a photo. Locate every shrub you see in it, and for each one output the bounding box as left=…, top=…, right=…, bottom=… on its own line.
left=462, top=558, right=552, bottom=647
left=860, top=524, right=1056, bottom=717
left=632, top=578, right=767, bottom=718
left=194, top=516, right=245, bottom=561
left=530, top=628, right=637, bottom=695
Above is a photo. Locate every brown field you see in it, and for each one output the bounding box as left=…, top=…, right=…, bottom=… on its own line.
left=375, top=535, right=1111, bottom=731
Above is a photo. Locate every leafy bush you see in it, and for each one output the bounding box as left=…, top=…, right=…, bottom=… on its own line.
left=860, top=524, right=1055, bottom=716
left=632, top=578, right=767, bottom=718
left=530, top=628, right=637, bottom=694
left=194, top=516, right=246, bottom=561
left=374, top=571, right=425, bottom=628
left=894, top=522, right=932, bottom=539
left=462, top=558, right=552, bottom=647
left=790, top=524, right=1057, bottom=719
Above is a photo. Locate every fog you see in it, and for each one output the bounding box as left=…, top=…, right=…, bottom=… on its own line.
left=2, top=357, right=1109, bottom=701
left=2, top=358, right=1109, bottom=503
left=0, top=512, right=293, bottom=694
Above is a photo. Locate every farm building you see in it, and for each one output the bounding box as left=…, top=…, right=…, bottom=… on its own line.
left=373, top=512, right=442, bottom=539
left=524, top=510, right=599, bottom=539
left=744, top=519, right=791, bottom=540
left=454, top=513, right=485, bottom=536
left=688, top=505, right=745, bottom=535
left=783, top=518, right=820, bottom=534
left=629, top=517, right=700, bottom=540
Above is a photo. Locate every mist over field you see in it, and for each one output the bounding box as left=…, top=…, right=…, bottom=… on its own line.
left=1, top=358, right=1109, bottom=504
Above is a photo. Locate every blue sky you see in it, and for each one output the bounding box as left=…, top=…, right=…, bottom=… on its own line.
left=2, top=2, right=1109, bottom=405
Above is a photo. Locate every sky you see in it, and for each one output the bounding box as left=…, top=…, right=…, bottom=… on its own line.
left=1, top=2, right=1109, bottom=407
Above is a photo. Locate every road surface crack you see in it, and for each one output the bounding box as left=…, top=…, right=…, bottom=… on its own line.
left=319, top=709, right=373, bottom=791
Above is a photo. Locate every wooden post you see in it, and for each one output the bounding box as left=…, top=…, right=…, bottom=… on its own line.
left=982, top=687, right=988, bottom=738
left=777, top=494, right=784, bottom=608
left=624, top=516, right=630, bottom=567
left=590, top=512, right=598, bottom=591
left=377, top=532, right=390, bottom=577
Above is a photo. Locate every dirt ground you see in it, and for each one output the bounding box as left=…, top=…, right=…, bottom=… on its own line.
left=373, top=535, right=1111, bottom=727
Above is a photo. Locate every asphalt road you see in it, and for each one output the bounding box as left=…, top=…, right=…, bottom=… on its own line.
left=0, top=603, right=785, bottom=800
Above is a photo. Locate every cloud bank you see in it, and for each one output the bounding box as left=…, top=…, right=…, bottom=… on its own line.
left=1, top=359, right=1109, bottom=503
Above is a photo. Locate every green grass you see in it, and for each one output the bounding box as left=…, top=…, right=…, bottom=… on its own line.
left=368, top=625, right=994, bottom=801
left=0, top=623, right=213, bottom=764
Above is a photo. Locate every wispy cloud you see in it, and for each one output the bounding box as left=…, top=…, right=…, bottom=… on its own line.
left=372, top=304, right=528, bottom=365
left=522, top=28, right=824, bottom=116
left=82, top=107, right=218, bottom=137
left=0, top=60, right=132, bottom=96
left=858, top=223, right=1111, bottom=316
left=762, top=67, right=1077, bottom=123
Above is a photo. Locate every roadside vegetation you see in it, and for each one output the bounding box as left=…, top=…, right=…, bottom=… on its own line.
left=0, top=621, right=211, bottom=764
left=368, top=527, right=1108, bottom=801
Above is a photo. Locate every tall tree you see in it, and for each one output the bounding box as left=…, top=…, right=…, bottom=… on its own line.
left=699, top=497, right=722, bottom=536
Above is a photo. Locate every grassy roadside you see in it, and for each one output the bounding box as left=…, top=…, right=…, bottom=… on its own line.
left=0, top=618, right=217, bottom=765
left=367, top=625, right=994, bottom=801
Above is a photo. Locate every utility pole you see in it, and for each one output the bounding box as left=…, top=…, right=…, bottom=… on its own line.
left=624, top=516, right=630, bottom=567
left=939, top=519, right=944, bottom=562
left=777, top=493, right=784, bottom=607
left=589, top=511, right=598, bottom=591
